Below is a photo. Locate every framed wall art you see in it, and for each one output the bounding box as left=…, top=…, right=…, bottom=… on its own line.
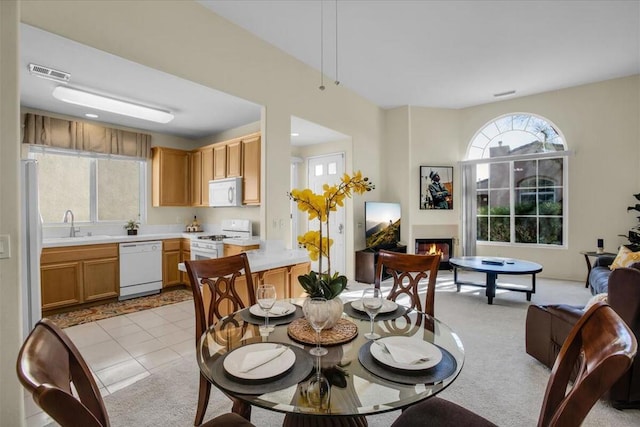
left=420, top=166, right=453, bottom=210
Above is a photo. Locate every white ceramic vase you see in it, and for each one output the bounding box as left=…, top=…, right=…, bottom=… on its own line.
left=303, top=296, right=343, bottom=329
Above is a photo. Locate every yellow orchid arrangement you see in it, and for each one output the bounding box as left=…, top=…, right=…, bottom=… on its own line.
left=289, top=171, right=374, bottom=299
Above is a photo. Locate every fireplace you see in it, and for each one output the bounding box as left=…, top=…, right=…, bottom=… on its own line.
left=415, top=238, right=453, bottom=270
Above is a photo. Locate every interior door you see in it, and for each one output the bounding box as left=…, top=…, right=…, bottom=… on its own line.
left=307, top=153, right=345, bottom=275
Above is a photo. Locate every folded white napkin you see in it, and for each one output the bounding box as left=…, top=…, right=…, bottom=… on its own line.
left=381, top=341, right=430, bottom=365
left=253, top=304, right=291, bottom=316
left=239, top=346, right=288, bottom=372
left=268, top=306, right=292, bottom=315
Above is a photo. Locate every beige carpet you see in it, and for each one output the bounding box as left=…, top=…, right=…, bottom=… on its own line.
left=103, top=272, right=640, bottom=426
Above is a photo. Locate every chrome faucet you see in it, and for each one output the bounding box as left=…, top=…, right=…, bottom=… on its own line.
left=62, top=209, right=76, bottom=237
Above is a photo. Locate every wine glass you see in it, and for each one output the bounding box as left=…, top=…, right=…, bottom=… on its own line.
left=256, top=284, right=276, bottom=335
left=361, top=288, right=383, bottom=339
left=305, top=297, right=330, bottom=356
left=305, top=356, right=331, bottom=411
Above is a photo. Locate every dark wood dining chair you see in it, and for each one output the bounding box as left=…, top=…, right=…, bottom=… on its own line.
left=374, top=250, right=441, bottom=317
left=390, top=302, right=637, bottom=427
left=185, top=253, right=257, bottom=426
left=16, top=318, right=254, bottom=427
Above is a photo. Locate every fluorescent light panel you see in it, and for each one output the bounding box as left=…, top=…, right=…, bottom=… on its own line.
left=52, top=86, right=174, bottom=124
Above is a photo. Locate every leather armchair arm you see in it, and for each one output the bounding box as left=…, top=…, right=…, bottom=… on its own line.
left=526, top=304, right=584, bottom=370
left=545, top=304, right=584, bottom=324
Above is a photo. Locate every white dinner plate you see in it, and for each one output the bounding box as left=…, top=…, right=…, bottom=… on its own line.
left=370, top=336, right=442, bottom=371
left=351, top=299, right=398, bottom=314
left=249, top=301, right=297, bottom=318
left=223, top=343, right=296, bottom=380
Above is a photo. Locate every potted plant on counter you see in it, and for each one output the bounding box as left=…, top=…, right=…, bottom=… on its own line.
left=124, top=219, right=140, bottom=235
left=289, top=171, right=374, bottom=328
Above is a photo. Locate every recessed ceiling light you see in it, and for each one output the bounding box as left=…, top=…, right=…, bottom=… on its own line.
left=85, top=113, right=99, bottom=118
left=291, top=133, right=300, bottom=137
left=52, top=86, right=174, bottom=124
left=494, top=90, right=516, bottom=98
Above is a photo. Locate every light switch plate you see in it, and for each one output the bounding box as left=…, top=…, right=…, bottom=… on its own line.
left=0, top=235, right=10, bottom=259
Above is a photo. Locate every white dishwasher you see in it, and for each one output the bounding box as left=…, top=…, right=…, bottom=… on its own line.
left=119, top=241, right=163, bottom=301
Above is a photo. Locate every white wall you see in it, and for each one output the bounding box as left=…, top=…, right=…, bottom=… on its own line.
left=0, top=1, right=25, bottom=424
left=2, top=2, right=385, bottom=422
left=389, top=76, right=640, bottom=280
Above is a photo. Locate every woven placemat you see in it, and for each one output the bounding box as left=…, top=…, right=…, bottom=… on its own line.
left=287, top=318, right=358, bottom=346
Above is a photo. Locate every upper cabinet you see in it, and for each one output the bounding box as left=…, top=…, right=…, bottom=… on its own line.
left=242, top=134, right=261, bottom=205
left=152, top=132, right=261, bottom=207
left=151, top=147, right=190, bottom=207
left=213, top=144, right=227, bottom=180
left=226, top=139, right=242, bottom=178
left=190, top=147, right=214, bottom=207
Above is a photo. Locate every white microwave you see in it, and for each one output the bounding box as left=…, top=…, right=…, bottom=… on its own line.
left=209, top=177, right=243, bottom=207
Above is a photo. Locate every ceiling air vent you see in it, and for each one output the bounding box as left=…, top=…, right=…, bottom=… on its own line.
left=28, top=63, right=71, bottom=83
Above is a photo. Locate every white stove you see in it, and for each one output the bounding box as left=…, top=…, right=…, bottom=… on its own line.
left=190, top=219, right=252, bottom=260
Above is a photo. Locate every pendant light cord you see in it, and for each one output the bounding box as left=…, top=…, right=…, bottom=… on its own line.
left=319, top=0, right=325, bottom=90
left=335, top=0, right=340, bottom=85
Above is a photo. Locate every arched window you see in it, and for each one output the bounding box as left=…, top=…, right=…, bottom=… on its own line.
left=463, top=113, right=568, bottom=247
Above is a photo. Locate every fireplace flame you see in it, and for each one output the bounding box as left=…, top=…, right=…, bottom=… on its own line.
left=427, top=243, right=443, bottom=256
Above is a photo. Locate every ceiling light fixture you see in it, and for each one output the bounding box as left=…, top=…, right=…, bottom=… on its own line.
left=494, top=90, right=516, bottom=98
left=85, top=113, right=99, bottom=119
left=291, top=132, right=300, bottom=137
left=52, top=86, right=174, bottom=124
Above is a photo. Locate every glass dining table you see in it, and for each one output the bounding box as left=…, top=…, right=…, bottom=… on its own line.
left=196, top=297, right=465, bottom=421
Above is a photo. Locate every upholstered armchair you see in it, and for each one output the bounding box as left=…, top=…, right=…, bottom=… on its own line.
left=525, top=266, right=640, bottom=408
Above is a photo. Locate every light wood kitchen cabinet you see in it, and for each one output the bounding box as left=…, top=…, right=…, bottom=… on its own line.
left=40, top=244, right=119, bottom=312
left=242, top=134, right=261, bottom=205
left=189, top=150, right=202, bottom=206
left=151, top=147, right=190, bottom=207
left=190, top=148, right=214, bottom=207
left=260, top=267, right=289, bottom=298
left=181, top=238, right=191, bottom=284
left=162, top=239, right=182, bottom=288
left=83, top=257, right=119, bottom=302
left=213, top=144, right=227, bottom=180
left=223, top=243, right=260, bottom=257
left=232, top=272, right=259, bottom=313
left=288, top=262, right=311, bottom=297
left=41, top=262, right=83, bottom=310
left=207, top=132, right=261, bottom=205
left=201, top=147, right=214, bottom=205
left=226, top=139, right=242, bottom=178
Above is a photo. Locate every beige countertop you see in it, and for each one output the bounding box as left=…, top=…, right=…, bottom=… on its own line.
left=42, top=232, right=206, bottom=248
left=178, top=248, right=310, bottom=274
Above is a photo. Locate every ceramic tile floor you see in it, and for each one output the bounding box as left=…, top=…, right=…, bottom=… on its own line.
left=24, top=300, right=196, bottom=427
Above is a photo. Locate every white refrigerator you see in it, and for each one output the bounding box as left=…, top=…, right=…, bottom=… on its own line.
left=20, top=159, right=42, bottom=339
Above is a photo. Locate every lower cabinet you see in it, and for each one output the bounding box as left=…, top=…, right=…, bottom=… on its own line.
left=288, top=262, right=311, bottom=297
left=40, top=244, right=119, bottom=312
left=181, top=238, right=191, bottom=285
left=83, top=257, right=120, bottom=302
left=260, top=267, right=289, bottom=298
left=200, top=261, right=311, bottom=322
left=162, top=239, right=182, bottom=288
left=223, top=243, right=260, bottom=257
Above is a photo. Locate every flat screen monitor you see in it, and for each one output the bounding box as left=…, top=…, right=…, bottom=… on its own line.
left=365, top=201, right=401, bottom=249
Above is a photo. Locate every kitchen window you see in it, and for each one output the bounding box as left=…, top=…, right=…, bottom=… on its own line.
left=30, top=148, right=146, bottom=224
